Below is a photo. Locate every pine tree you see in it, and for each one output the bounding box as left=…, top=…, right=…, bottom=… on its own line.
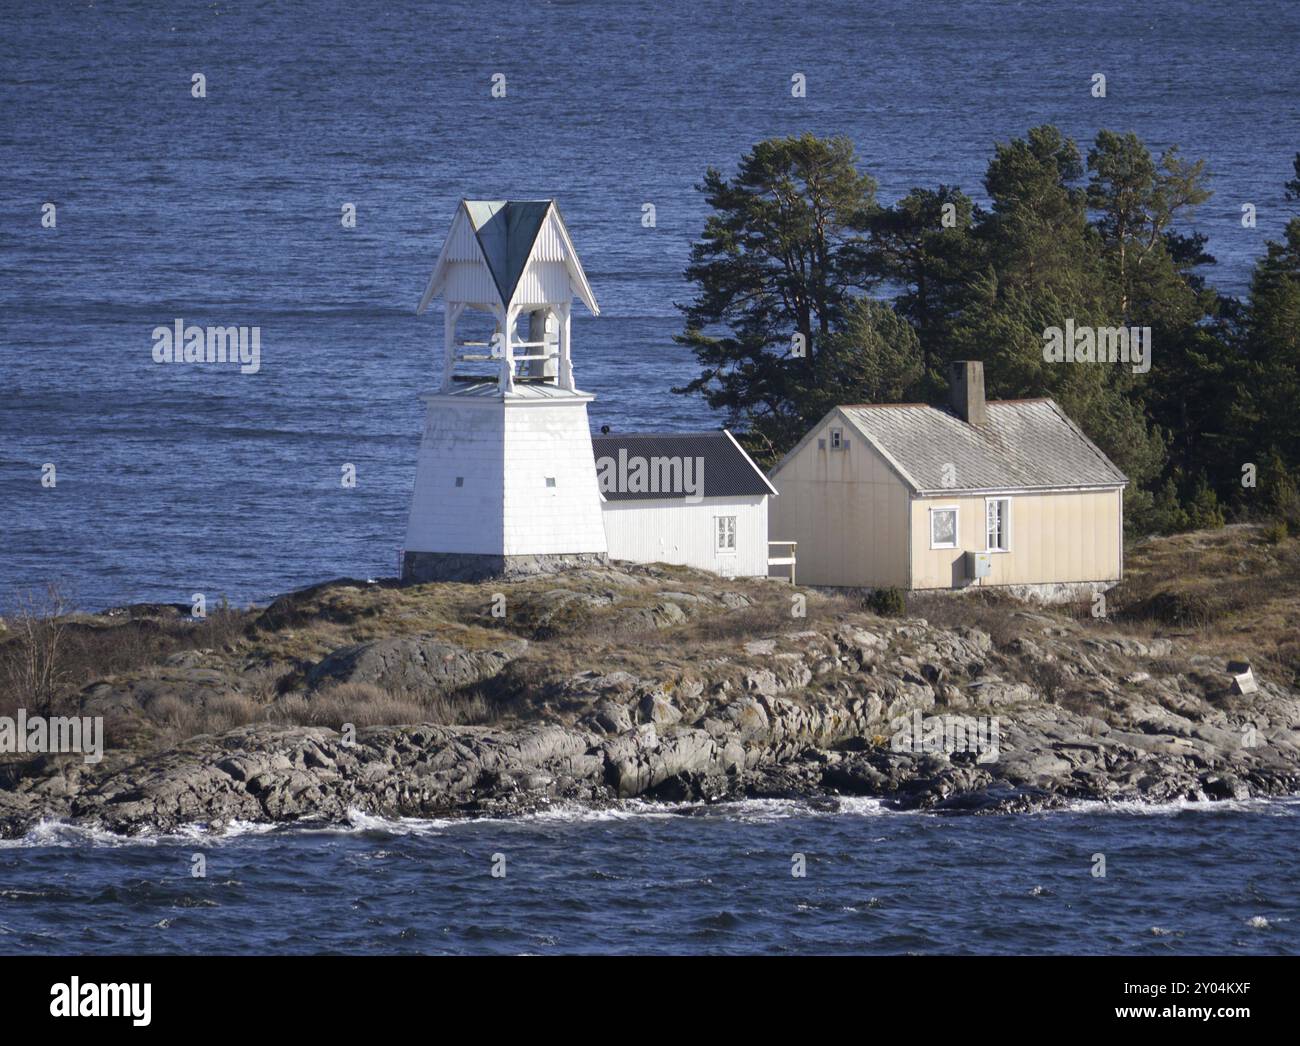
left=675, top=134, right=879, bottom=455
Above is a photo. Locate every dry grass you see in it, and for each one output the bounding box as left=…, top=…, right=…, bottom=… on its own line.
left=7, top=527, right=1295, bottom=757
left=0, top=588, right=256, bottom=720
left=127, top=691, right=263, bottom=748
left=1110, top=523, right=1300, bottom=684
left=268, top=681, right=493, bottom=731
left=906, top=589, right=1032, bottom=650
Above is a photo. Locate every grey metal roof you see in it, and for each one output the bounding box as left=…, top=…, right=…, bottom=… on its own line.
left=837, top=399, right=1127, bottom=494
left=463, top=200, right=552, bottom=309
left=591, top=431, right=777, bottom=500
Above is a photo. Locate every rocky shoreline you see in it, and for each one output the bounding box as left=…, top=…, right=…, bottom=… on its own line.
left=3, top=552, right=1299, bottom=838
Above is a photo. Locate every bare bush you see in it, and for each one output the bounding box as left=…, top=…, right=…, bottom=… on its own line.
left=1027, top=660, right=1068, bottom=701
left=687, top=601, right=809, bottom=643
left=1, top=584, right=75, bottom=715
left=197, top=597, right=247, bottom=650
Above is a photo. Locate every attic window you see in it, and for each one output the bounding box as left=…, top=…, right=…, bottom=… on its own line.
left=454, top=477, right=464, bottom=487
left=829, top=427, right=843, bottom=450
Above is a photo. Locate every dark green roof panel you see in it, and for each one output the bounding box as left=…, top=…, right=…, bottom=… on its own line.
left=464, top=200, right=552, bottom=307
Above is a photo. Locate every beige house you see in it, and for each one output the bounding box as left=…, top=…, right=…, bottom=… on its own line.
left=767, top=361, right=1127, bottom=594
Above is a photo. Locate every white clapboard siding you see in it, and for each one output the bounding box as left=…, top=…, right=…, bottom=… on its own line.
left=531, top=215, right=567, bottom=261
left=408, top=199, right=611, bottom=566
left=513, top=260, right=575, bottom=307
left=442, top=261, right=501, bottom=306
left=601, top=495, right=769, bottom=577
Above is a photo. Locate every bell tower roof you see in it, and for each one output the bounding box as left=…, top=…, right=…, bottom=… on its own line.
left=417, top=199, right=599, bottom=316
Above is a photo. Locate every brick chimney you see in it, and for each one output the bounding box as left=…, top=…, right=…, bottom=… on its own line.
left=949, top=360, right=987, bottom=426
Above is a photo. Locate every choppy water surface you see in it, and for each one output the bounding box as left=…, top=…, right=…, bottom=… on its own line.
left=1, top=798, right=1296, bottom=955
left=3, top=0, right=1300, bottom=610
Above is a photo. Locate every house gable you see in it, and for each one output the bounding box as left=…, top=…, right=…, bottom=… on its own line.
left=766, top=409, right=912, bottom=588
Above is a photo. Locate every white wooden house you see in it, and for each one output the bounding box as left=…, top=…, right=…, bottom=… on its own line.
left=767, top=361, right=1127, bottom=595
left=402, top=200, right=609, bottom=582
left=592, top=431, right=777, bottom=577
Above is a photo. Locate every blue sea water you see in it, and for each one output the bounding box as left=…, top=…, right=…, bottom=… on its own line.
left=2, top=2, right=1300, bottom=956
left=3, top=0, right=1300, bottom=611
left=1, top=798, right=1297, bottom=955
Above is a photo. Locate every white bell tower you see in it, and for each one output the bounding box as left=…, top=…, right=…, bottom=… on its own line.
left=402, top=199, right=609, bottom=582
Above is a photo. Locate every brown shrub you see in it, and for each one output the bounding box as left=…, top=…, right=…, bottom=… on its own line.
left=301, top=690, right=427, bottom=730
left=1027, top=660, right=1068, bottom=701
left=198, top=693, right=260, bottom=734
left=1126, top=589, right=1220, bottom=628
left=145, top=693, right=199, bottom=738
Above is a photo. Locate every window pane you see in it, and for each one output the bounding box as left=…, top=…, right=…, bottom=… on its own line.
left=987, top=499, right=1009, bottom=551
left=717, top=516, right=737, bottom=550
left=931, top=509, right=956, bottom=546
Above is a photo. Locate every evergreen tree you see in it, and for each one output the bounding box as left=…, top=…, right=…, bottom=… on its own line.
left=948, top=126, right=1167, bottom=501
left=868, top=186, right=978, bottom=393
left=1234, top=214, right=1300, bottom=485
left=674, top=131, right=1297, bottom=535
left=675, top=134, right=878, bottom=454
left=1085, top=130, right=1210, bottom=326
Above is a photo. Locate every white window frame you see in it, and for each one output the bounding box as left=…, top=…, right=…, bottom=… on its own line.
left=829, top=427, right=843, bottom=450
left=985, top=496, right=1011, bottom=553
left=929, top=505, right=959, bottom=550
left=715, top=515, right=738, bottom=553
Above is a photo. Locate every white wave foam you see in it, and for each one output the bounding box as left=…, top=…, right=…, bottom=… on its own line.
left=4, top=792, right=1296, bottom=847
left=0, top=816, right=279, bottom=849
left=1056, top=795, right=1300, bottom=817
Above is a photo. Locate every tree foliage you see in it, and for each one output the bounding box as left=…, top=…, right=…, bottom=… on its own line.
left=676, top=129, right=1299, bottom=536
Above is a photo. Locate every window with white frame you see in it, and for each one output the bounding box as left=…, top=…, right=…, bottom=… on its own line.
left=986, top=497, right=1011, bottom=552
left=929, top=506, right=958, bottom=549
left=829, top=427, right=843, bottom=450
left=715, top=515, right=737, bottom=552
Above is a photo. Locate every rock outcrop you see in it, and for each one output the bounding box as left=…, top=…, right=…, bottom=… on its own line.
left=3, top=551, right=1299, bottom=837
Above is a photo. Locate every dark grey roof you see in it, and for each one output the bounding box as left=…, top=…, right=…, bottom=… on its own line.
left=591, top=431, right=777, bottom=501
left=834, top=399, right=1127, bottom=493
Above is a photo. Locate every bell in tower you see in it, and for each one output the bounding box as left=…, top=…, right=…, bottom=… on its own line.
left=402, top=199, right=609, bottom=582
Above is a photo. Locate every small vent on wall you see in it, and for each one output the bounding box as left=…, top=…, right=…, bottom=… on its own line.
left=817, top=438, right=826, bottom=449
